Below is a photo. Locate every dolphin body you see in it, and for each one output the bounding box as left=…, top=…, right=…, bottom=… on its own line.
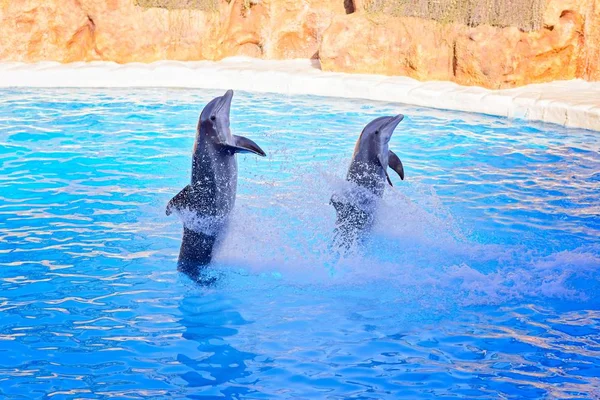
left=166, top=90, right=266, bottom=280
left=331, top=115, right=405, bottom=248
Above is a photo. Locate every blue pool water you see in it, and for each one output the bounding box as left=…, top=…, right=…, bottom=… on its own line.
left=0, top=88, right=599, bottom=399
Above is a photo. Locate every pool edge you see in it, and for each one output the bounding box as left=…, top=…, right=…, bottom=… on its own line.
left=1, top=57, right=599, bottom=132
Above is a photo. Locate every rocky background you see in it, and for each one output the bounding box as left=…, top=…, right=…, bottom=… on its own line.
left=0, top=0, right=598, bottom=88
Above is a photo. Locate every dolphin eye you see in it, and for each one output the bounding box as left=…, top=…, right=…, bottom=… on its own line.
left=375, top=130, right=380, bottom=135
left=210, top=116, right=216, bottom=121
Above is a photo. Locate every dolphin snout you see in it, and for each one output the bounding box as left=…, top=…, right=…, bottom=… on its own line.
left=381, top=114, right=404, bottom=143
left=223, top=89, right=234, bottom=102
left=218, top=90, right=234, bottom=115
left=386, top=114, right=404, bottom=131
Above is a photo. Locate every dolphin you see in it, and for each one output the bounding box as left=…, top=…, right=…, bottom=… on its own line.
left=166, top=90, right=266, bottom=280
left=331, top=115, right=405, bottom=248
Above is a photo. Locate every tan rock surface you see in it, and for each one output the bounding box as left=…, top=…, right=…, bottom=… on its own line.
left=319, top=14, right=459, bottom=81
left=215, top=0, right=345, bottom=59
left=320, top=0, right=598, bottom=88
left=0, top=0, right=95, bottom=62
left=453, top=9, right=584, bottom=88
left=582, top=0, right=600, bottom=80
left=0, top=0, right=344, bottom=63
left=0, top=0, right=598, bottom=88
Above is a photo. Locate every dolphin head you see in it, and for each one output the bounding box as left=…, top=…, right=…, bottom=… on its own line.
left=355, top=114, right=404, bottom=162
left=360, top=114, right=404, bottom=147
left=198, top=89, right=234, bottom=145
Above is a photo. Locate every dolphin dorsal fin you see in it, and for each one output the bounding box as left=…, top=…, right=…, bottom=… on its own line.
left=388, top=150, right=404, bottom=181
left=222, top=135, right=266, bottom=157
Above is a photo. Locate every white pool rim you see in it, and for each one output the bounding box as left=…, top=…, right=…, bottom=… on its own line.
left=1, top=57, right=599, bottom=132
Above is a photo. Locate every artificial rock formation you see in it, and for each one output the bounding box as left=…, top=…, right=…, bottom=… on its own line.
left=0, top=0, right=344, bottom=63
left=320, top=0, right=599, bottom=88
left=0, top=0, right=598, bottom=88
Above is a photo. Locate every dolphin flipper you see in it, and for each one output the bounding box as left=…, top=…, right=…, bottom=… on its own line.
left=384, top=171, right=393, bottom=186
left=377, top=153, right=394, bottom=187
left=330, top=195, right=343, bottom=214
left=166, top=185, right=194, bottom=216
left=223, top=135, right=266, bottom=157
left=388, top=150, right=404, bottom=181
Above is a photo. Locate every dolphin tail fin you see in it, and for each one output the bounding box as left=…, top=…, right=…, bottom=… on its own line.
left=166, top=184, right=193, bottom=216
left=223, top=135, right=266, bottom=157
left=388, top=150, right=404, bottom=181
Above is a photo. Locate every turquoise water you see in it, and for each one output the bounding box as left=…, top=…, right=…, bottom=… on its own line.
left=0, top=88, right=599, bottom=399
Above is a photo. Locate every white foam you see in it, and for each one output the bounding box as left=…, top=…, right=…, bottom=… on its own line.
left=191, top=160, right=600, bottom=306
left=1, top=57, right=599, bottom=131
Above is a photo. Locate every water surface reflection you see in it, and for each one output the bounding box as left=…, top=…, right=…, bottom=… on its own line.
left=179, top=287, right=256, bottom=398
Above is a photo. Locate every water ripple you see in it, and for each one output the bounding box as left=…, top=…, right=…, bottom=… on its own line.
left=0, top=88, right=598, bottom=398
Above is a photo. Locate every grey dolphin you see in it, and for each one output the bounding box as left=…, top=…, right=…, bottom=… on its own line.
left=166, top=90, right=266, bottom=280
left=331, top=114, right=405, bottom=248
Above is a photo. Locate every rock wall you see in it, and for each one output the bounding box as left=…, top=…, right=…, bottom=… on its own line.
left=321, top=0, right=599, bottom=88
left=0, top=0, right=345, bottom=63
left=0, top=0, right=598, bottom=88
